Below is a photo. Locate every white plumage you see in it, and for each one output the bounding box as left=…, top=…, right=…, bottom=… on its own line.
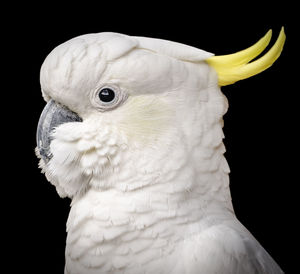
left=36, top=32, right=284, bottom=273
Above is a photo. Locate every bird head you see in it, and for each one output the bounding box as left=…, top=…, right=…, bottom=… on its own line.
left=36, top=30, right=285, bottom=199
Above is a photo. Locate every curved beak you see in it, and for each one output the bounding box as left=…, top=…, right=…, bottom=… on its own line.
left=36, top=99, right=82, bottom=163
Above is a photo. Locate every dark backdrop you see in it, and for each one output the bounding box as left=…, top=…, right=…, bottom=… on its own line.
left=4, top=3, right=296, bottom=273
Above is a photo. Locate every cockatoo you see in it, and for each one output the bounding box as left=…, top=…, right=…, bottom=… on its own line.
left=36, top=28, right=286, bottom=274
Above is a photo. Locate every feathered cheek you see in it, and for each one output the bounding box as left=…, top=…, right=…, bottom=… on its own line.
left=118, top=95, right=173, bottom=143
left=75, top=134, right=124, bottom=176
left=45, top=137, right=88, bottom=198
left=44, top=123, right=127, bottom=197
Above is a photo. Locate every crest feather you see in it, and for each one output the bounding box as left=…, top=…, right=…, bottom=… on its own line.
left=206, top=27, right=286, bottom=86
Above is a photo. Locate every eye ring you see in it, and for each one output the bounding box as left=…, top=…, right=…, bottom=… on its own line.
left=90, top=85, right=127, bottom=111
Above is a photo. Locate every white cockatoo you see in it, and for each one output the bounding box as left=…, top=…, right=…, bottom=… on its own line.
left=36, top=28, right=286, bottom=274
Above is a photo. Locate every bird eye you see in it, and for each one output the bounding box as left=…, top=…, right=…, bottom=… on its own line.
left=98, top=88, right=115, bottom=103
left=90, top=85, right=128, bottom=111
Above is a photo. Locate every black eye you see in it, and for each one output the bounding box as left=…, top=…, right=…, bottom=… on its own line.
left=92, top=85, right=127, bottom=111
left=99, top=88, right=115, bottom=103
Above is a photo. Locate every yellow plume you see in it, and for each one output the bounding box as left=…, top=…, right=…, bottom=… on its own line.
left=206, top=27, right=286, bottom=86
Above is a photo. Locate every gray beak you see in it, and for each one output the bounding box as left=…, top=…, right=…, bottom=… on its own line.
left=36, top=99, right=82, bottom=163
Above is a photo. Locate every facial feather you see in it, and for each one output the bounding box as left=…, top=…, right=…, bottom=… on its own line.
left=116, top=94, right=174, bottom=143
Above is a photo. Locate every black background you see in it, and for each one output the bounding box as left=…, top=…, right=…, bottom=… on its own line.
left=4, top=3, right=296, bottom=273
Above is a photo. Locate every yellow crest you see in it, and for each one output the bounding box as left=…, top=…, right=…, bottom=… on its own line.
left=206, top=27, right=286, bottom=86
